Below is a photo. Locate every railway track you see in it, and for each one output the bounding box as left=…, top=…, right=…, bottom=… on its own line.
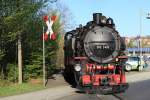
left=96, top=93, right=124, bottom=100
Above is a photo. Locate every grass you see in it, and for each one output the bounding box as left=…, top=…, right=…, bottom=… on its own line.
left=0, top=83, right=44, bottom=97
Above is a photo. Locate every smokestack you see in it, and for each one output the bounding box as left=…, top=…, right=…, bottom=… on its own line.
left=93, top=13, right=102, bottom=24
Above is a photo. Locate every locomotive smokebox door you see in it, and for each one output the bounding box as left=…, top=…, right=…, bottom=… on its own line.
left=84, top=26, right=120, bottom=63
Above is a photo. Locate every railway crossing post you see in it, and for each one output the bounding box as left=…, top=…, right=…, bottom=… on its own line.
left=42, top=26, right=46, bottom=87
left=42, top=15, right=57, bottom=87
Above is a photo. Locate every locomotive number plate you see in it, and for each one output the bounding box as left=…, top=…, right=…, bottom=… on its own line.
left=96, top=45, right=110, bottom=49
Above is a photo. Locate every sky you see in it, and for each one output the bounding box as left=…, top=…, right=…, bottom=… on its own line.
left=58, top=0, right=150, bottom=37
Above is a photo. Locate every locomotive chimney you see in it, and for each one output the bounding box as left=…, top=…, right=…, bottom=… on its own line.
left=93, top=13, right=102, bottom=24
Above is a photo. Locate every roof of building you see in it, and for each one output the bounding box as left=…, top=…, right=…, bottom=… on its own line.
left=127, top=48, right=150, bottom=52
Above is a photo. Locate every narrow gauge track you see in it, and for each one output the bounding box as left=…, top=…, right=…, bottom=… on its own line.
left=96, top=93, right=124, bottom=100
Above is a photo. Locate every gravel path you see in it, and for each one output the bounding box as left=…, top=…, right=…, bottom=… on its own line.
left=1, top=68, right=150, bottom=100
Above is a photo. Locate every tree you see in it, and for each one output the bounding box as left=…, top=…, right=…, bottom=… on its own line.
left=0, top=0, right=71, bottom=85
left=127, top=39, right=137, bottom=48
left=0, top=0, right=46, bottom=83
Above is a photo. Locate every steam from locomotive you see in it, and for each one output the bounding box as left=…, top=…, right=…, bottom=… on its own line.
left=64, top=13, right=128, bottom=94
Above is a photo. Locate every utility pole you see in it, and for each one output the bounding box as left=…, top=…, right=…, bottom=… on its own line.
left=16, top=0, right=22, bottom=84
left=139, top=11, right=150, bottom=58
left=18, top=33, right=22, bottom=84
left=139, top=9, right=142, bottom=58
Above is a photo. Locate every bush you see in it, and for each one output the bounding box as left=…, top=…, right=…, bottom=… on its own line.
left=7, top=63, right=18, bottom=83
left=24, top=64, right=42, bottom=80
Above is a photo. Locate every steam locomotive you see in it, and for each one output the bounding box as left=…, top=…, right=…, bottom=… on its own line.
left=64, top=13, right=129, bottom=94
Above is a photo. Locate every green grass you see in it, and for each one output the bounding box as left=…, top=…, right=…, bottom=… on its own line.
left=0, top=83, right=44, bottom=97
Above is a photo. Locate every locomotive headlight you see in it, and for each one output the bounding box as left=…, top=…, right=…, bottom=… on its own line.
left=74, top=64, right=81, bottom=71
left=116, top=58, right=119, bottom=62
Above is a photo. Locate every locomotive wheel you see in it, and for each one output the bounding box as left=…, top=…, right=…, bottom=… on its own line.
left=63, top=68, right=77, bottom=87
left=125, top=64, right=132, bottom=71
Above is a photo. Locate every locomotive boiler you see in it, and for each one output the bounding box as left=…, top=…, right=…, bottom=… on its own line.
left=64, top=13, right=128, bottom=94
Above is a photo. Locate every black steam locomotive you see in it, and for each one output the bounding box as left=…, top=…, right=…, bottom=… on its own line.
left=64, top=13, right=128, bottom=94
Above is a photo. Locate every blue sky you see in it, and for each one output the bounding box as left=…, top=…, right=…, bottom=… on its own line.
left=59, top=0, right=150, bottom=37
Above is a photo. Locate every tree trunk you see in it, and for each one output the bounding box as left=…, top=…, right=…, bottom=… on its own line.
left=18, top=34, right=22, bottom=84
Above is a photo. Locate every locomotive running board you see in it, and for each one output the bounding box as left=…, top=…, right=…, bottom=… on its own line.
left=74, top=57, right=87, bottom=60
left=117, top=56, right=128, bottom=59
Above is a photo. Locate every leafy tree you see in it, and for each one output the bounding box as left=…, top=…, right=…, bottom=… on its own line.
left=0, top=0, right=70, bottom=84
left=127, top=39, right=137, bottom=48
left=0, top=0, right=46, bottom=82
